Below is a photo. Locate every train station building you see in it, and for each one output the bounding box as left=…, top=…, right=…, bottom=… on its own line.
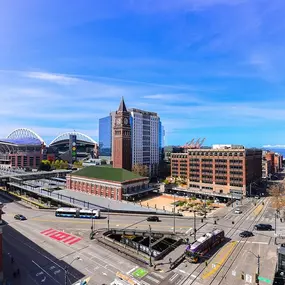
left=66, top=166, right=150, bottom=201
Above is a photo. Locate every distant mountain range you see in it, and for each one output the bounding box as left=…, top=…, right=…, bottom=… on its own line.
left=262, top=146, right=285, bottom=156
left=262, top=145, right=285, bottom=148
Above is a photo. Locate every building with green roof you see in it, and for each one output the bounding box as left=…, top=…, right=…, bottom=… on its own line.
left=66, top=166, right=150, bottom=201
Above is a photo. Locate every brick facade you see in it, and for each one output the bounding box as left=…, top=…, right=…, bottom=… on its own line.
left=171, top=148, right=262, bottom=196
left=66, top=174, right=149, bottom=201
left=113, top=98, right=132, bottom=171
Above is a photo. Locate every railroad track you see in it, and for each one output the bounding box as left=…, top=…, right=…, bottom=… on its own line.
left=176, top=197, right=269, bottom=285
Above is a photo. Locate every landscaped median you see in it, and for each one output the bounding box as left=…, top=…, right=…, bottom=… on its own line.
left=202, top=241, right=237, bottom=279
left=254, top=204, right=264, bottom=216
left=0, top=188, right=51, bottom=209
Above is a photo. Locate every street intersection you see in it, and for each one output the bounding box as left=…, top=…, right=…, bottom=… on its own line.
left=1, top=195, right=280, bottom=285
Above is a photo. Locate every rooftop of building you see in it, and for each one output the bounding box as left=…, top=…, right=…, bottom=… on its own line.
left=71, top=166, right=146, bottom=182
left=0, top=137, right=42, bottom=146
left=128, top=108, right=158, bottom=117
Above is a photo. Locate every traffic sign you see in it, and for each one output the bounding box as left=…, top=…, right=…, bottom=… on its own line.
left=258, top=276, right=271, bottom=284
left=246, top=274, right=252, bottom=283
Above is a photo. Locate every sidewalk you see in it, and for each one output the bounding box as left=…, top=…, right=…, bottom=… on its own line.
left=2, top=251, right=24, bottom=285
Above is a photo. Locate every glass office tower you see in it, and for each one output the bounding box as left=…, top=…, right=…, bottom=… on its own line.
left=99, top=116, right=112, bottom=158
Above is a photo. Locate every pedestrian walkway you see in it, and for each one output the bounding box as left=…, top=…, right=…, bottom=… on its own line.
left=2, top=251, right=24, bottom=285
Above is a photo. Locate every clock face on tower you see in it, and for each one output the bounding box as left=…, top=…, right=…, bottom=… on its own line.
left=124, top=118, right=129, bottom=125
left=116, top=118, right=122, bottom=126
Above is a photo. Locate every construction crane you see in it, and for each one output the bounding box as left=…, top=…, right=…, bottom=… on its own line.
left=182, top=138, right=206, bottom=149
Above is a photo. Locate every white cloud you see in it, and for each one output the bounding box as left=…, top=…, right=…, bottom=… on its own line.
left=24, top=71, right=81, bottom=85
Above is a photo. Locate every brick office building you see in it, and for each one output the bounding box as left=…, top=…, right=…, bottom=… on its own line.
left=66, top=166, right=150, bottom=201
left=171, top=145, right=262, bottom=197
left=264, top=151, right=283, bottom=174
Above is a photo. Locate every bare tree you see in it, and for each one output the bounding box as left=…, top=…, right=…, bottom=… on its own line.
left=269, top=182, right=285, bottom=212
left=132, top=164, right=149, bottom=177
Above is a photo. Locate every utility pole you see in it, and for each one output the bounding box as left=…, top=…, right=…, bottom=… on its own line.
left=107, top=203, right=110, bottom=231
left=275, top=211, right=277, bottom=235
left=149, top=225, right=152, bottom=267
left=173, top=193, right=176, bottom=234
left=194, top=210, right=197, bottom=241
left=257, top=254, right=260, bottom=285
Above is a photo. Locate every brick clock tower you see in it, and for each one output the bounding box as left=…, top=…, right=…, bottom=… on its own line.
left=113, top=98, right=132, bottom=171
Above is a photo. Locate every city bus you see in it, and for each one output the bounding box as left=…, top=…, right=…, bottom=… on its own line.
left=55, top=207, right=100, bottom=219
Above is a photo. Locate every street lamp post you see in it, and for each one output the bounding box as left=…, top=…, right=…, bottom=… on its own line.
left=173, top=194, right=176, bottom=234
left=149, top=225, right=152, bottom=267
left=65, top=256, right=81, bottom=285
left=247, top=251, right=260, bottom=284
left=107, top=203, right=110, bottom=231
left=193, top=210, right=197, bottom=241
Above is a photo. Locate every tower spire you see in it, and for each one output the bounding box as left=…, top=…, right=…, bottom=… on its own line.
left=118, top=96, right=127, bottom=112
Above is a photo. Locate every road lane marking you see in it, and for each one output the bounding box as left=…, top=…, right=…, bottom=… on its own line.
left=126, top=266, right=138, bottom=275
left=145, top=275, right=160, bottom=283
left=31, top=218, right=195, bottom=229
left=170, top=273, right=178, bottom=282
left=40, top=228, right=81, bottom=245
left=251, top=241, right=268, bottom=244
left=185, top=228, right=192, bottom=235
left=32, top=260, right=61, bottom=285
left=152, top=272, right=164, bottom=279
left=202, top=241, right=237, bottom=279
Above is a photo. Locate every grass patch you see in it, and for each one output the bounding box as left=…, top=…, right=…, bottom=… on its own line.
left=132, top=268, right=148, bottom=279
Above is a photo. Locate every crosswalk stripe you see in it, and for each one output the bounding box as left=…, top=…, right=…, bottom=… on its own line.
left=151, top=272, right=164, bottom=279
left=145, top=275, right=160, bottom=283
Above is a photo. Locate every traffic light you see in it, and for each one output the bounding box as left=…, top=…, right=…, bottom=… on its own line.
left=241, top=272, right=245, bottom=280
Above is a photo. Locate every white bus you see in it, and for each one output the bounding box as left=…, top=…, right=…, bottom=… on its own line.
left=55, top=207, right=100, bottom=219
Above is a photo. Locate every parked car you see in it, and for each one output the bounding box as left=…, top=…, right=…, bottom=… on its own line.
left=14, top=214, right=27, bottom=221
left=214, top=199, right=220, bottom=203
left=254, top=224, right=272, bottom=231
left=254, top=196, right=260, bottom=199
left=147, top=216, right=160, bottom=222
left=234, top=209, right=242, bottom=214
left=239, top=231, right=254, bottom=238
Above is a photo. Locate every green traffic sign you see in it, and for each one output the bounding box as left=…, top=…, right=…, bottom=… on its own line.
left=258, top=276, right=271, bottom=284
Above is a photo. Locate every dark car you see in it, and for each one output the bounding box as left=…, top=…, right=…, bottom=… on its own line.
left=147, top=216, right=159, bottom=222
left=254, top=224, right=272, bottom=231
left=239, top=231, right=254, bottom=238
left=14, top=214, right=27, bottom=221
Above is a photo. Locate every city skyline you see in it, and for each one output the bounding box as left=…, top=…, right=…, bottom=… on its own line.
left=1, top=0, right=285, bottom=147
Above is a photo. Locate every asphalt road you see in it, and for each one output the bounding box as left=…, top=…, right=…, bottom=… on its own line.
left=1, top=196, right=279, bottom=285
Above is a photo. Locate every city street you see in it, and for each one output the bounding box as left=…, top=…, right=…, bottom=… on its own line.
left=1, top=196, right=279, bottom=285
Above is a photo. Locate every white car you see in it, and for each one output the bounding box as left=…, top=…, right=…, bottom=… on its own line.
left=235, top=209, right=242, bottom=214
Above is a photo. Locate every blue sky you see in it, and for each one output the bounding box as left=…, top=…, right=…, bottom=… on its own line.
left=1, top=0, right=285, bottom=147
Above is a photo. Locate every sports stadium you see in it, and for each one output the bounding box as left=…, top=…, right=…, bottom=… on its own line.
left=0, top=128, right=98, bottom=169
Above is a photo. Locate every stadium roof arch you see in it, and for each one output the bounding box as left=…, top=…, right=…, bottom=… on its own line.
left=49, top=132, right=97, bottom=146
left=6, top=128, right=46, bottom=145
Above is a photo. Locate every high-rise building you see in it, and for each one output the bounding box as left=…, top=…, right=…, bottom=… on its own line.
left=99, top=116, right=112, bottom=159
left=113, top=98, right=132, bottom=171
left=98, top=101, right=164, bottom=177
left=129, top=108, right=162, bottom=177
left=171, top=145, right=262, bottom=197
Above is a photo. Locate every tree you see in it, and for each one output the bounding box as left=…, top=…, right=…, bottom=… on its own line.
left=132, top=164, right=149, bottom=177
left=38, top=160, right=51, bottom=171
left=73, top=160, right=83, bottom=169
left=269, top=182, right=285, bottom=211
